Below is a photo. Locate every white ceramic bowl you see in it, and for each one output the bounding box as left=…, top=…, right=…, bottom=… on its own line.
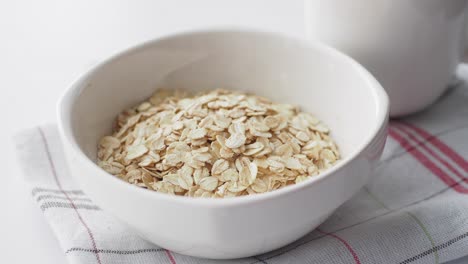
left=58, top=30, right=389, bottom=259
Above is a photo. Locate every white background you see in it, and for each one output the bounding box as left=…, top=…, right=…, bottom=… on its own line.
left=1, top=1, right=466, bottom=263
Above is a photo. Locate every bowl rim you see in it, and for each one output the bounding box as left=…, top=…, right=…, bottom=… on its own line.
left=57, top=27, right=389, bottom=207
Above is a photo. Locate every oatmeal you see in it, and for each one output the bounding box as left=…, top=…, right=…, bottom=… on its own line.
left=97, top=89, right=340, bottom=198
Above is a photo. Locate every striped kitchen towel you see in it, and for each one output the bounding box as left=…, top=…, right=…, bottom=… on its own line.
left=14, top=74, right=468, bottom=263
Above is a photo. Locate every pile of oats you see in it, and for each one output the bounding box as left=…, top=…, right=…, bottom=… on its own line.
left=98, top=89, right=340, bottom=198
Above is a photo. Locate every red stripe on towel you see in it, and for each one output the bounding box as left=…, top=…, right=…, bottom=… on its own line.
left=38, top=127, right=102, bottom=264
left=165, top=249, right=177, bottom=264
left=388, top=127, right=468, bottom=193
left=316, top=228, right=361, bottom=264
left=400, top=121, right=468, bottom=172
left=394, top=123, right=468, bottom=186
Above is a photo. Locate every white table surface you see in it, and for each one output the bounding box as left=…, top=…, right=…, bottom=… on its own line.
left=1, top=1, right=467, bottom=263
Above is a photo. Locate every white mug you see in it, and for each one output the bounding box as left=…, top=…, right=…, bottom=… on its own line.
left=305, top=0, right=467, bottom=116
